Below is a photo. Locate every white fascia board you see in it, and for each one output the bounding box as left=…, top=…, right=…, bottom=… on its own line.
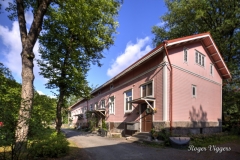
left=208, top=36, right=231, bottom=77
left=167, top=35, right=209, bottom=47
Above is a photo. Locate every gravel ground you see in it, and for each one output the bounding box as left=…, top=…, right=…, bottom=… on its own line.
left=62, top=129, right=240, bottom=160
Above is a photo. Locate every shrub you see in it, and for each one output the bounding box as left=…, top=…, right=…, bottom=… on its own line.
left=28, top=131, right=69, bottom=158
left=158, top=129, right=170, bottom=146
left=190, top=132, right=239, bottom=147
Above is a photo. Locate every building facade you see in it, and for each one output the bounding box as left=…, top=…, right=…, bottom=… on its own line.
left=69, top=33, right=231, bottom=136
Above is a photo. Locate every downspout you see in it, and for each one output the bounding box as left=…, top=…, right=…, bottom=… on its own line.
left=163, top=41, right=173, bottom=134
left=87, top=100, right=88, bottom=124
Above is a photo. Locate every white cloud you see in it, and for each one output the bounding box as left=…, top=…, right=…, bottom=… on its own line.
left=0, top=21, right=41, bottom=79
left=107, top=37, right=152, bottom=77
left=37, top=90, right=45, bottom=95
left=0, top=21, right=22, bottom=77
left=0, top=13, right=47, bottom=95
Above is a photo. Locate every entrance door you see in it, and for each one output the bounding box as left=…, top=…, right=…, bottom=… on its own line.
left=141, top=103, right=153, bottom=132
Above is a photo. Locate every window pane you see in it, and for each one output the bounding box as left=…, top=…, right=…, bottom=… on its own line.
left=147, top=83, right=152, bottom=96
left=210, top=64, right=213, bottom=75
left=195, top=52, right=198, bottom=63
left=193, top=86, right=195, bottom=96
left=129, top=97, right=132, bottom=110
left=184, top=49, right=187, bottom=62
left=202, top=56, right=204, bottom=66
left=126, top=90, right=132, bottom=97
left=142, top=85, right=146, bottom=97
left=126, top=98, right=128, bottom=110
left=199, top=54, right=201, bottom=65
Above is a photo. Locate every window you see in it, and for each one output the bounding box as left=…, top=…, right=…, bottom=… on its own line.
left=90, top=104, right=93, bottom=111
left=192, top=85, right=197, bottom=97
left=210, top=64, right=213, bottom=76
left=195, top=51, right=205, bottom=67
left=183, top=48, right=188, bottom=62
left=94, top=103, right=98, bottom=110
left=125, top=90, right=132, bottom=112
left=81, top=108, right=84, bottom=113
left=100, top=100, right=105, bottom=109
left=109, top=96, right=115, bottom=114
left=142, top=82, right=153, bottom=97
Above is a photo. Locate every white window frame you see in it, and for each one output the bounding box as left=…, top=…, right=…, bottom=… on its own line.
left=141, top=81, right=153, bottom=98
left=183, top=47, right=188, bottom=63
left=109, top=96, right=115, bottom=115
left=124, top=89, right=133, bottom=113
left=81, top=108, right=84, bottom=114
left=100, top=99, right=105, bottom=109
left=94, top=102, right=98, bottom=110
left=192, top=85, right=197, bottom=98
left=210, top=63, right=214, bottom=76
left=195, top=50, right=205, bottom=67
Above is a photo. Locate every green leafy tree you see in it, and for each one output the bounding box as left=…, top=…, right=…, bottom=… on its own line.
left=28, top=91, right=56, bottom=137
left=152, top=0, right=240, bottom=131
left=2, top=0, right=53, bottom=148
left=0, top=63, right=21, bottom=159
left=37, top=0, right=121, bottom=133
left=1, top=0, right=120, bottom=148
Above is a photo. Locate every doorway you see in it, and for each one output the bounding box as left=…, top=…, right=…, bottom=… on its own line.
left=141, top=103, right=153, bottom=132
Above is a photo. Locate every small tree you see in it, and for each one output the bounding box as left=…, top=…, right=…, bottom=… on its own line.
left=37, top=0, right=121, bottom=133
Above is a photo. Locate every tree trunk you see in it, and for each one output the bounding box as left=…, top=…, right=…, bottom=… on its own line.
left=14, top=48, right=34, bottom=151
left=56, top=89, right=64, bottom=133
left=14, top=0, right=52, bottom=153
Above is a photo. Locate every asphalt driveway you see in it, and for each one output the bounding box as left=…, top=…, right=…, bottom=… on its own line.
left=63, top=129, right=240, bottom=160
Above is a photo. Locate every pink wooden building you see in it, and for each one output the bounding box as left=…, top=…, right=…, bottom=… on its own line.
left=69, top=33, right=231, bottom=135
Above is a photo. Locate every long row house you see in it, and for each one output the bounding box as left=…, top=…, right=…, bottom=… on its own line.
left=69, top=33, right=231, bottom=136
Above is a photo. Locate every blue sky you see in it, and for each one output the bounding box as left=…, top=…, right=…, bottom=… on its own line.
left=0, top=0, right=167, bottom=97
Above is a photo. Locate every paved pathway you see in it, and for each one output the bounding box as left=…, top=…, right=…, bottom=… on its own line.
left=63, top=129, right=240, bottom=160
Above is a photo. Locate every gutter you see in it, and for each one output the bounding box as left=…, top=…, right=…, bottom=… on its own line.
left=163, top=41, right=173, bottom=135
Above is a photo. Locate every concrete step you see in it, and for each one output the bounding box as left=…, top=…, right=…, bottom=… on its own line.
left=132, top=132, right=150, bottom=139
left=132, top=132, right=150, bottom=136
left=126, top=135, right=163, bottom=144
left=111, top=133, right=122, bottom=138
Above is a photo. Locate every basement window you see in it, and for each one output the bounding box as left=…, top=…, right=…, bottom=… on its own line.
left=192, top=85, right=197, bottom=98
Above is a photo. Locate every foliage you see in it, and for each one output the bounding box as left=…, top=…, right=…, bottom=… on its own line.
left=152, top=0, right=240, bottom=131
left=222, top=85, right=240, bottom=132
left=0, top=62, right=21, bottom=158
left=86, top=111, right=98, bottom=131
left=150, top=127, right=170, bottom=146
left=0, top=63, right=61, bottom=159
left=28, top=92, right=57, bottom=137
left=2, top=0, right=53, bottom=151
left=38, top=0, right=121, bottom=97
left=37, top=0, right=121, bottom=132
left=102, top=120, right=108, bottom=131
left=27, top=129, right=69, bottom=158
left=190, top=132, right=240, bottom=147
left=66, top=95, right=83, bottom=107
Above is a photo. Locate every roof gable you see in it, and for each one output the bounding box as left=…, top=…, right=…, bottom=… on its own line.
left=165, top=32, right=231, bottom=79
